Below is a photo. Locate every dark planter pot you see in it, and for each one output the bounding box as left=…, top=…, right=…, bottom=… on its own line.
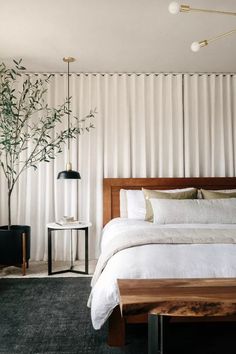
left=0, top=225, right=30, bottom=266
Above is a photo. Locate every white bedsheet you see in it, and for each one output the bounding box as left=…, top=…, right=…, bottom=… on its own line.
left=88, top=218, right=236, bottom=330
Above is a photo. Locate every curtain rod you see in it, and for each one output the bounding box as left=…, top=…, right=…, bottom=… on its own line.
left=24, top=72, right=236, bottom=77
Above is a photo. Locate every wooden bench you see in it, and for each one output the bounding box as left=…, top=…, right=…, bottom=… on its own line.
left=118, top=278, right=236, bottom=354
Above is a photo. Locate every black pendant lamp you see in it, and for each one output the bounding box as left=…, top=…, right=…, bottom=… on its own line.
left=57, top=57, right=81, bottom=180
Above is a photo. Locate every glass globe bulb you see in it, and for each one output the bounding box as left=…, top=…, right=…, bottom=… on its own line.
left=191, top=41, right=201, bottom=52
left=168, top=2, right=180, bottom=14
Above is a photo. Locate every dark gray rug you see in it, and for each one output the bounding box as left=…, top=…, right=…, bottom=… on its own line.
left=0, top=277, right=235, bottom=354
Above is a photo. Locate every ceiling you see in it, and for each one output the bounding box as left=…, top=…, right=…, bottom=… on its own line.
left=0, top=0, right=236, bottom=73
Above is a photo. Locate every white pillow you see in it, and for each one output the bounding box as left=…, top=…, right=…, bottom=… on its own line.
left=120, top=188, right=196, bottom=220
left=150, top=198, right=236, bottom=224
left=126, top=190, right=146, bottom=219
left=120, top=189, right=128, bottom=217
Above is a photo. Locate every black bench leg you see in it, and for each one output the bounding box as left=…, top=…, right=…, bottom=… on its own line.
left=148, top=314, right=169, bottom=354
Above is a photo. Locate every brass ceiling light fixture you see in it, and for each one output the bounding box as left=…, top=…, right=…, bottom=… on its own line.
left=168, top=2, right=236, bottom=52
left=57, top=57, right=81, bottom=179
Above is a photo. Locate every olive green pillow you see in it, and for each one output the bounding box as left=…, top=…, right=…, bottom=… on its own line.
left=142, top=188, right=198, bottom=222
left=201, top=189, right=236, bottom=199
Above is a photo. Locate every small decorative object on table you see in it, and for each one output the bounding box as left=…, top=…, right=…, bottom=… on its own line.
left=56, top=216, right=81, bottom=226
left=47, top=221, right=92, bottom=275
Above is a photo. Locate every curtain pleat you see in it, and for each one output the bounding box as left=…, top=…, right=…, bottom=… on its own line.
left=1, top=73, right=235, bottom=260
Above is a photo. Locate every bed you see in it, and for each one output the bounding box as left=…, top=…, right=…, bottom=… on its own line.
left=88, top=177, right=236, bottom=346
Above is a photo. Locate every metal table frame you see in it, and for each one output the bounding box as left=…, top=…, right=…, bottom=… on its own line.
left=47, top=223, right=90, bottom=275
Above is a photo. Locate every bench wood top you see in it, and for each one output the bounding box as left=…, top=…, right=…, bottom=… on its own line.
left=118, top=278, right=236, bottom=317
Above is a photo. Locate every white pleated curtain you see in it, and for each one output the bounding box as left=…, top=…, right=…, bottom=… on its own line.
left=102, top=74, right=184, bottom=177
left=0, top=73, right=235, bottom=260
left=184, top=74, right=236, bottom=177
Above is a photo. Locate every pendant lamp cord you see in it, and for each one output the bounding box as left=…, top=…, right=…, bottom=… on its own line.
left=67, top=60, right=70, bottom=158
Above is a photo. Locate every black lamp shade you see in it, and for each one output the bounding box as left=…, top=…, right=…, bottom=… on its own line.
left=57, top=169, right=81, bottom=179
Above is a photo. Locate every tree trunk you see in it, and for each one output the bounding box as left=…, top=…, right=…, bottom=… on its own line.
left=8, top=190, right=11, bottom=230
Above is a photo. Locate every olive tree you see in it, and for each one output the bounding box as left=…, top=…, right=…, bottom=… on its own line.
left=0, top=59, right=95, bottom=229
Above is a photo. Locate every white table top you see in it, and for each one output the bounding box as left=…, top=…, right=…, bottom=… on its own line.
left=47, top=221, right=92, bottom=230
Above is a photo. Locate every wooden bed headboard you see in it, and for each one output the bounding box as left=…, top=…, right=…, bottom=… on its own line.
left=103, top=177, right=236, bottom=226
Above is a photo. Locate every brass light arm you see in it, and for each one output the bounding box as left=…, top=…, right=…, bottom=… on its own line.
left=169, top=2, right=236, bottom=16
left=168, top=2, right=236, bottom=51
left=207, top=28, right=236, bottom=44
left=180, top=4, right=236, bottom=16
left=191, top=28, right=236, bottom=52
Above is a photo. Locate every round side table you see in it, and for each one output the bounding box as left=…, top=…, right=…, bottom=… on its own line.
left=47, top=222, right=92, bottom=275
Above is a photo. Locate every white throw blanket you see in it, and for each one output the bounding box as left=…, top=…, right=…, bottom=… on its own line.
left=91, top=226, right=236, bottom=287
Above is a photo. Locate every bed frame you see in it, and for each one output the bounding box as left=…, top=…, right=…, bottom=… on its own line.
left=103, top=177, right=236, bottom=346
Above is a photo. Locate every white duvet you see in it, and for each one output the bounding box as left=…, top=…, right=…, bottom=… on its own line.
left=88, top=218, right=236, bottom=330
